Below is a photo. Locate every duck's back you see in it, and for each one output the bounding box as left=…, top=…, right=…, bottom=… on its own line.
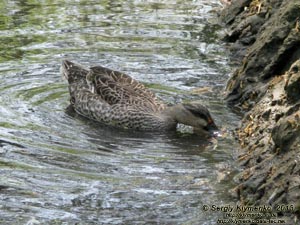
left=88, top=65, right=165, bottom=112
left=62, top=60, right=173, bottom=130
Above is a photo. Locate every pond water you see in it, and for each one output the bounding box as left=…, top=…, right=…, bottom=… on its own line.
left=0, top=0, right=241, bottom=224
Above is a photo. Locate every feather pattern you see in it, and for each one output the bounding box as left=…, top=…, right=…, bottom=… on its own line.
left=86, top=65, right=165, bottom=113
left=62, top=60, right=217, bottom=133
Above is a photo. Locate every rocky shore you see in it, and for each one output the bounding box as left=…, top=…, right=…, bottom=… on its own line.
left=219, top=0, right=300, bottom=222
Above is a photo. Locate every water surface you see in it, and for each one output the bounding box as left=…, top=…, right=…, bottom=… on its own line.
left=0, top=0, right=240, bottom=224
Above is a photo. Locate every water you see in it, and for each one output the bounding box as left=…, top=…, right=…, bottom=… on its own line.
left=0, top=0, right=240, bottom=224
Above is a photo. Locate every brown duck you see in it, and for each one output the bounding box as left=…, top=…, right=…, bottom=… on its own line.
left=61, top=60, right=218, bottom=135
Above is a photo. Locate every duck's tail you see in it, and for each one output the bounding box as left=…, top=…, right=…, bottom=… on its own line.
left=61, top=60, right=91, bottom=103
left=61, top=60, right=89, bottom=84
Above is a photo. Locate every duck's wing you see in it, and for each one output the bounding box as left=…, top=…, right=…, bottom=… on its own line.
left=88, top=66, right=165, bottom=112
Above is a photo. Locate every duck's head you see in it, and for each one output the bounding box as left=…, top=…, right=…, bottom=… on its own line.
left=172, top=102, right=218, bottom=136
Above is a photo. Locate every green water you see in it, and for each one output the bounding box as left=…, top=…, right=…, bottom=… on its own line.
left=0, top=0, right=240, bottom=224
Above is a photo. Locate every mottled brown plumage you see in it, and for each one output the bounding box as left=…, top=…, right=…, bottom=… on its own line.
left=62, top=60, right=217, bottom=134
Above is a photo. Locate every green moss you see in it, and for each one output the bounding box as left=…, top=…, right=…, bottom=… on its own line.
left=144, top=83, right=183, bottom=94
left=17, top=83, right=65, bottom=101
left=0, top=122, right=17, bottom=129
left=64, top=171, right=123, bottom=183
left=0, top=159, right=35, bottom=170
left=32, top=90, right=67, bottom=106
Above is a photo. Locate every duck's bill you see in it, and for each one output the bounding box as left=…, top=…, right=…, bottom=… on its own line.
left=207, top=122, right=219, bottom=136
left=193, top=122, right=219, bottom=137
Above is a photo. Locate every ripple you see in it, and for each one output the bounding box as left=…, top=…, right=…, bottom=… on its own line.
left=0, top=0, right=240, bottom=224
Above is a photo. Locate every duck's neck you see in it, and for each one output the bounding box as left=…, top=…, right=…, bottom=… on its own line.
left=161, top=104, right=184, bottom=123
left=162, top=104, right=198, bottom=129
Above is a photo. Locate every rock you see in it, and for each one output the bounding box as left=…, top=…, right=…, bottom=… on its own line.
left=261, top=108, right=271, bottom=120
left=223, top=14, right=264, bottom=44
left=272, top=114, right=300, bottom=152
left=220, top=0, right=253, bottom=25
left=223, top=0, right=300, bottom=107
left=220, top=0, right=300, bottom=222
left=285, top=60, right=300, bottom=102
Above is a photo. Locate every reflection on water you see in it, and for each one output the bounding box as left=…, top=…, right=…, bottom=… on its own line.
left=0, top=0, right=240, bottom=224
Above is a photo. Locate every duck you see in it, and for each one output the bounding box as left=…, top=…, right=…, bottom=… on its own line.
left=61, top=60, right=218, bottom=135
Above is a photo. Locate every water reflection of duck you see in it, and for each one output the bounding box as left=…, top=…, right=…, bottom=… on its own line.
left=61, top=60, right=218, bottom=135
